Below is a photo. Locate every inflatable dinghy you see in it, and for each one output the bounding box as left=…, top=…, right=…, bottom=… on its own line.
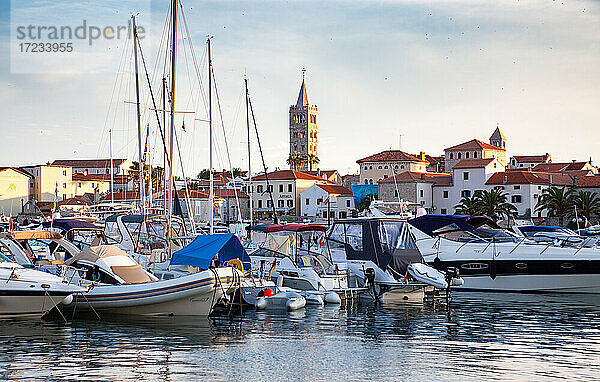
left=407, top=263, right=448, bottom=289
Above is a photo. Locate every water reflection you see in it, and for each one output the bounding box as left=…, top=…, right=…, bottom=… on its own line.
left=1, top=293, right=600, bottom=381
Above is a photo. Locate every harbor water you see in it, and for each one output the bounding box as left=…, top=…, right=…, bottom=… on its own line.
left=1, top=292, right=600, bottom=381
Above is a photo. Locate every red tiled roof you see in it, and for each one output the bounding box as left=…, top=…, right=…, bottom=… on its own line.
left=72, top=173, right=112, bottom=182
left=58, top=196, right=92, bottom=206
left=315, top=184, right=353, bottom=195
left=0, top=167, right=33, bottom=178
left=212, top=189, right=249, bottom=198
left=52, top=158, right=127, bottom=168
left=356, top=150, right=428, bottom=164
left=305, top=170, right=339, bottom=179
left=485, top=171, right=575, bottom=186
left=251, top=170, right=330, bottom=182
left=453, top=158, right=496, bottom=169
left=577, top=176, right=600, bottom=188
left=445, top=139, right=504, bottom=151
left=100, top=191, right=140, bottom=201
left=531, top=162, right=591, bottom=172
left=379, top=171, right=451, bottom=184
left=512, top=154, right=550, bottom=163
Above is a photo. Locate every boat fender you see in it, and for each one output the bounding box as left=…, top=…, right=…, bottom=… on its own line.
left=450, top=277, right=464, bottom=287
left=61, top=294, right=73, bottom=306
left=256, top=297, right=267, bottom=310
left=226, top=259, right=244, bottom=273
left=286, top=296, right=306, bottom=311
left=305, top=294, right=324, bottom=306
left=324, top=292, right=341, bottom=305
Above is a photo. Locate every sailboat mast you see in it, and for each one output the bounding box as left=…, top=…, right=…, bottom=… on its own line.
left=245, top=77, right=252, bottom=226
left=162, top=77, right=167, bottom=215
left=208, top=37, right=214, bottom=234
left=167, top=0, right=177, bottom=246
left=132, top=15, right=145, bottom=216
left=109, top=128, right=114, bottom=204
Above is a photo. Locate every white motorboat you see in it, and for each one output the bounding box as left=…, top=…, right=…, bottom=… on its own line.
left=325, top=217, right=462, bottom=301
left=0, top=256, right=84, bottom=319
left=408, top=214, right=600, bottom=293
left=62, top=245, right=242, bottom=316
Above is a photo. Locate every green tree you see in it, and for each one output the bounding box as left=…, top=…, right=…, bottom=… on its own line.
left=454, top=196, right=480, bottom=215
left=535, top=186, right=575, bottom=226
left=357, top=194, right=374, bottom=213
left=475, top=189, right=518, bottom=221
left=287, top=151, right=304, bottom=171
left=196, top=169, right=211, bottom=179
left=305, top=154, right=320, bottom=171
left=573, top=190, right=600, bottom=219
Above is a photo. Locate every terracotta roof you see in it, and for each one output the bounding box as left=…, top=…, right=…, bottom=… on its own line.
left=72, top=173, right=112, bottom=182
left=315, top=184, right=353, bottom=195
left=0, top=167, right=33, bottom=178
left=576, top=176, right=600, bottom=188
left=52, top=158, right=127, bottom=168
left=356, top=150, right=428, bottom=164
left=100, top=189, right=210, bottom=202
left=512, top=154, right=550, bottom=163
left=251, top=170, right=330, bottom=182
left=531, top=162, right=591, bottom=172
left=305, top=170, right=339, bottom=179
left=212, top=189, right=249, bottom=199
left=452, top=158, right=496, bottom=169
left=379, top=171, right=451, bottom=184
left=445, top=139, right=504, bottom=151
left=485, top=171, right=575, bottom=186
left=100, top=191, right=141, bottom=201
left=58, top=196, right=92, bottom=206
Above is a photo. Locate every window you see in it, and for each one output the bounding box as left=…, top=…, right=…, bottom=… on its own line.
left=278, top=200, right=284, bottom=207
left=511, top=195, right=522, bottom=203
left=474, top=152, right=478, bottom=158
left=378, top=166, right=382, bottom=169
left=305, top=198, right=310, bottom=205
left=369, top=166, right=373, bottom=170
left=394, top=190, right=398, bottom=197
left=346, top=200, right=351, bottom=207
left=441, top=208, right=447, bottom=215
left=450, top=153, right=454, bottom=159
left=267, top=200, right=273, bottom=208
left=62, top=194, right=66, bottom=200
left=63, top=170, right=67, bottom=176
left=400, top=165, right=405, bottom=169
left=514, top=185, right=520, bottom=190
left=258, top=200, right=263, bottom=208
left=340, top=212, right=347, bottom=218
left=279, top=184, right=284, bottom=192
left=461, top=190, right=471, bottom=198
left=364, top=179, right=369, bottom=184
left=369, top=179, right=374, bottom=185
left=420, top=190, right=424, bottom=197
left=474, top=190, right=483, bottom=197
left=288, top=184, right=292, bottom=192
left=384, top=165, right=388, bottom=169
left=443, top=190, right=449, bottom=199
left=458, top=152, right=462, bottom=159
left=394, top=165, right=398, bottom=170
left=287, top=200, right=293, bottom=207
left=63, top=183, right=67, bottom=189
left=534, top=194, right=539, bottom=199
left=463, top=172, right=469, bottom=180
left=364, top=166, right=368, bottom=170
left=322, top=211, right=327, bottom=218
left=268, top=185, right=273, bottom=192
left=466, top=152, right=470, bottom=158
left=317, top=198, right=323, bottom=205
left=519, top=164, right=523, bottom=167
left=538, top=186, right=542, bottom=190
left=78, top=182, right=81, bottom=187
left=257, top=185, right=263, bottom=193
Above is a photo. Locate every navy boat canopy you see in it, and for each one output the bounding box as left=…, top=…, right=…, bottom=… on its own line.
left=42, top=219, right=99, bottom=232
left=408, top=214, right=499, bottom=237
left=170, top=233, right=251, bottom=270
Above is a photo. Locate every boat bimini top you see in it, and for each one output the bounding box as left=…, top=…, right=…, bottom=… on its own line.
left=408, top=215, right=499, bottom=237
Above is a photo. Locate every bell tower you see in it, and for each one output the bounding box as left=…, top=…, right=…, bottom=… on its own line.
left=289, top=69, right=318, bottom=171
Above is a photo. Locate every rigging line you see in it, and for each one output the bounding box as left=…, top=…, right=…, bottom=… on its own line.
left=247, top=93, right=278, bottom=223
left=173, top=126, right=197, bottom=233
left=136, top=29, right=172, bottom=170
left=212, top=68, right=242, bottom=223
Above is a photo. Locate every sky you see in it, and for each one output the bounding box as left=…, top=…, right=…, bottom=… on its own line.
left=1, top=0, right=599, bottom=177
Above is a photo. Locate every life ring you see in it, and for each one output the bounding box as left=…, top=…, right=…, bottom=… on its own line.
left=226, top=259, right=244, bottom=273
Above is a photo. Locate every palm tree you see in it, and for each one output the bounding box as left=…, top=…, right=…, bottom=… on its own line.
left=475, top=189, right=518, bottom=220
left=286, top=151, right=303, bottom=171
left=305, top=153, right=320, bottom=171
left=573, top=190, right=600, bottom=219
left=454, top=196, right=480, bottom=215
left=535, top=186, right=575, bottom=226
left=129, top=162, right=164, bottom=190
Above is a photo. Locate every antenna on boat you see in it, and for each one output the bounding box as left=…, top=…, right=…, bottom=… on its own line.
left=132, top=14, right=145, bottom=217
left=208, top=36, right=214, bottom=234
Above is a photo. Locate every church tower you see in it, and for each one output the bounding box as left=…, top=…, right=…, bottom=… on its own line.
left=289, top=69, right=318, bottom=171
left=489, top=125, right=506, bottom=149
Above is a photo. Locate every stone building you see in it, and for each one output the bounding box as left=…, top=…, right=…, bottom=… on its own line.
left=444, top=127, right=507, bottom=171
left=289, top=71, right=318, bottom=171
left=356, top=150, right=428, bottom=185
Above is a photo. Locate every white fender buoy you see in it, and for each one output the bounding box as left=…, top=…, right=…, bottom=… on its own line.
left=324, top=292, right=341, bottom=305
left=256, top=297, right=267, bottom=310
left=286, top=296, right=306, bottom=310
left=305, top=294, right=324, bottom=305
left=451, top=277, right=465, bottom=287
left=61, top=294, right=73, bottom=306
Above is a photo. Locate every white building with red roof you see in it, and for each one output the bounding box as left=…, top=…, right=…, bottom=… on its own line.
left=443, top=127, right=507, bottom=171
left=300, top=184, right=354, bottom=220
left=250, top=170, right=330, bottom=219
left=356, top=150, right=428, bottom=185
left=378, top=171, right=451, bottom=210
left=509, top=153, right=551, bottom=169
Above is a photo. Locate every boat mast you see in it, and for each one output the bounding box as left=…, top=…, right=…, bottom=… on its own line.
left=132, top=15, right=145, bottom=216
left=167, top=0, right=177, bottom=250
left=208, top=37, right=214, bottom=234
left=109, top=128, right=114, bottom=204
left=162, top=77, right=167, bottom=215
left=245, top=77, right=252, bottom=226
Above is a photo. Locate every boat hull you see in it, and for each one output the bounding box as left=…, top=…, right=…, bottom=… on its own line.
left=451, top=274, right=600, bottom=294
left=67, top=268, right=241, bottom=316
left=0, top=285, right=74, bottom=319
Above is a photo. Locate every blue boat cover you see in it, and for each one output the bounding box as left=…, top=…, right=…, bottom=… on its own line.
left=42, top=219, right=98, bottom=231
left=170, top=233, right=251, bottom=270
left=408, top=214, right=499, bottom=237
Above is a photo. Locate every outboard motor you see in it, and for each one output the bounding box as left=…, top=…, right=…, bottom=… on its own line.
left=365, top=268, right=377, bottom=299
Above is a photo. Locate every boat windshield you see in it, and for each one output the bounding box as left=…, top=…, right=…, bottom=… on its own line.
left=327, top=223, right=363, bottom=251
left=378, top=221, right=417, bottom=253
left=440, top=224, right=519, bottom=243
